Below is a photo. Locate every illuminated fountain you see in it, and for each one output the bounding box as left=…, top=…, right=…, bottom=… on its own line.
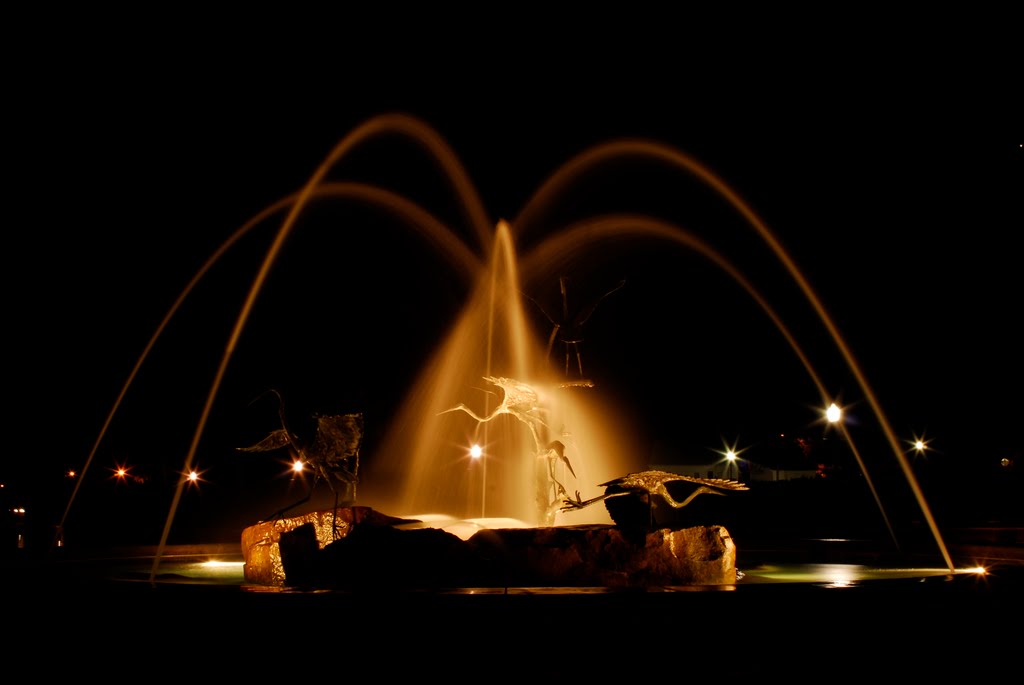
left=356, top=216, right=642, bottom=530
left=59, top=112, right=965, bottom=588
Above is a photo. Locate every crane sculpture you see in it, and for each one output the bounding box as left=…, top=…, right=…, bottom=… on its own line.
left=440, top=376, right=577, bottom=525
left=562, top=470, right=749, bottom=528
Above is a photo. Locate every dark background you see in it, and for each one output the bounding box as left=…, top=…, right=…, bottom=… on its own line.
left=4, top=19, right=1020, bottom=547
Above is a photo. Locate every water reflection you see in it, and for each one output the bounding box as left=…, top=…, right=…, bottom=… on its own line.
left=739, top=562, right=981, bottom=586
left=124, top=551, right=980, bottom=590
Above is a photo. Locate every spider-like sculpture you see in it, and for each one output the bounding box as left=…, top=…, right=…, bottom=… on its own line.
left=525, top=276, right=625, bottom=379
left=238, top=390, right=363, bottom=534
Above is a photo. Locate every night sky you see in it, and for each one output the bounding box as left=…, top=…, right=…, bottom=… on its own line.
left=5, top=25, right=1021, bottom=545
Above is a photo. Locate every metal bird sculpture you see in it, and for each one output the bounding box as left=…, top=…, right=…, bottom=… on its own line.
left=561, top=470, right=749, bottom=528
left=440, top=376, right=577, bottom=525
left=439, top=376, right=558, bottom=464
left=525, top=276, right=626, bottom=380
left=238, top=390, right=363, bottom=533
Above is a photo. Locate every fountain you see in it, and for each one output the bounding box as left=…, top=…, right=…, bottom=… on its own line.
left=15, top=110, right=1019, bottom=682
left=56, top=112, right=971, bottom=591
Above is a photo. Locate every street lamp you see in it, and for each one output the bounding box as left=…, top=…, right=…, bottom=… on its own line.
left=908, top=433, right=930, bottom=454
left=718, top=438, right=745, bottom=481
left=725, top=449, right=738, bottom=480
left=826, top=402, right=842, bottom=425
left=183, top=467, right=205, bottom=490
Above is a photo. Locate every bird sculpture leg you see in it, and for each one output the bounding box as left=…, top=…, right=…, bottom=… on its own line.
left=561, top=490, right=618, bottom=511
left=265, top=480, right=315, bottom=522
left=330, top=489, right=342, bottom=540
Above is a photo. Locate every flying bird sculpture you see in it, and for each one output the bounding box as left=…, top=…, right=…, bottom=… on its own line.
left=525, top=276, right=626, bottom=380
left=440, top=376, right=577, bottom=525
left=439, top=376, right=556, bottom=455
left=562, top=470, right=749, bottom=527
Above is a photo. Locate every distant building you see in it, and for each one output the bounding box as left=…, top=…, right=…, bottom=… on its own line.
left=650, top=433, right=851, bottom=483
left=648, top=440, right=751, bottom=482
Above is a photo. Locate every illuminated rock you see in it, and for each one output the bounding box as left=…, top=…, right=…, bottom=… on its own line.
left=239, top=506, right=419, bottom=586
left=467, top=524, right=738, bottom=588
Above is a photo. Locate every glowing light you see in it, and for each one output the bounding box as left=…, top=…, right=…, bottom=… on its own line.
left=111, top=462, right=131, bottom=481
left=468, top=443, right=486, bottom=518
left=814, top=563, right=859, bottom=587
left=201, top=560, right=245, bottom=569
left=110, top=462, right=146, bottom=484
left=826, top=403, right=842, bottom=424
left=723, top=447, right=740, bottom=480
left=183, top=468, right=206, bottom=489
left=291, top=460, right=306, bottom=474
left=714, top=439, right=746, bottom=480
left=716, top=438, right=746, bottom=462
left=906, top=432, right=930, bottom=454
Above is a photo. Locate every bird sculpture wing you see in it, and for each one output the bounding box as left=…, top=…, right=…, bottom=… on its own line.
left=600, top=470, right=748, bottom=492
left=237, top=428, right=295, bottom=453
left=310, top=414, right=359, bottom=484
left=571, top=279, right=626, bottom=328
left=311, top=413, right=364, bottom=469
left=691, top=477, right=749, bottom=492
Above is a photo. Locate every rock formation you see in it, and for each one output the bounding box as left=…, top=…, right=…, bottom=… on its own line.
left=241, top=506, right=739, bottom=590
